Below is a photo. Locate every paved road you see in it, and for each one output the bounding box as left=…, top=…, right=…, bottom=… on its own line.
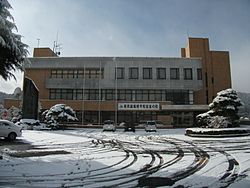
left=0, top=129, right=250, bottom=187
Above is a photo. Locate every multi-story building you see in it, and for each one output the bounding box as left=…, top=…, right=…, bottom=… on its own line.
left=4, top=37, right=231, bottom=127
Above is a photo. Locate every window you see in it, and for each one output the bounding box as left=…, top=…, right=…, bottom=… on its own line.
left=89, top=89, right=99, bottom=100
left=142, top=90, right=149, bottom=101
left=83, top=68, right=103, bottom=79
left=51, top=70, right=57, bottom=78
left=77, top=70, right=84, bottom=78
left=105, top=89, right=114, bottom=100
left=184, top=68, right=193, bottom=80
left=136, top=90, right=143, bottom=101
left=157, top=68, right=166, bottom=79
left=76, top=89, right=83, bottom=100
left=68, top=70, right=74, bottom=78
left=58, top=70, right=64, bottom=78
left=49, top=89, right=56, bottom=99
left=129, top=67, right=139, bottom=79
left=62, top=70, right=68, bottom=78
left=197, top=68, right=202, bottom=80
left=170, top=68, right=180, bottom=80
left=125, top=90, right=132, bottom=101
left=118, top=90, right=126, bottom=100
left=143, top=68, right=152, bottom=79
left=116, top=67, right=124, bottom=79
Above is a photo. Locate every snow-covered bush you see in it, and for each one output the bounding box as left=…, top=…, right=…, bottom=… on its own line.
left=42, top=104, right=78, bottom=129
left=8, top=106, right=21, bottom=121
left=0, top=105, right=21, bottom=121
left=197, top=89, right=243, bottom=128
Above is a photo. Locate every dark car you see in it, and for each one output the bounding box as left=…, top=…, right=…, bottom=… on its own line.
left=124, top=122, right=135, bottom=132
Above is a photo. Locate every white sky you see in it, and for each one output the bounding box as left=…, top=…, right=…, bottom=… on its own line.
left=1, top=0, right=250, bottom=94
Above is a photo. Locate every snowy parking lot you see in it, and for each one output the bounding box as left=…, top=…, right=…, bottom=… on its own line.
left=0, top=128, right=250, bottom=188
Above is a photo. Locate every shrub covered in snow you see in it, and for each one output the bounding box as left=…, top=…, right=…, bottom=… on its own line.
left=42, top=104, right=78, bottom=129
left=197, top=89, right=243, bottom=128
left=0, top=105, right=21, bottom=121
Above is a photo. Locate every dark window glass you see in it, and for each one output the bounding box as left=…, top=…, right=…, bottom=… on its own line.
left=125, top=90, right=132, bottom=101
left=143, top=68, right=152, bottom=79
left=118, top=90, right=126, bottom=100
left=89, top=89, right=99, bottom=100
left=129, top=67, right=139, bottom=79
left=155, top=90, right=162, bottom=101
left=76, top=89, right=83, bottom=100
left=136, top=90, right=143, bottom=101
left=197, top=68, right=202, bottom=80
left=66, top=89, right=73, bottom=100
left=184, top=68, right=193, bottom=80
left=116, top=67, right=124, bottom=79
left=170, top=68, right=180, bottom=80
left=61, top=89, right=67, bottom=99
left=157, top=68, right=166, bottom=79
left=149, top=90, right=155, bottom=101
left=49, top=89, right=56, bottom=99
left=106, top=89, right=114, bottom=100
left=142, top=90, right=149, bottom=101
left=55, top=89, right=61, bottom=99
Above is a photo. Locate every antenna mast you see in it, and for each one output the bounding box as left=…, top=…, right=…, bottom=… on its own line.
left=53, top=31, right=62, bottom=56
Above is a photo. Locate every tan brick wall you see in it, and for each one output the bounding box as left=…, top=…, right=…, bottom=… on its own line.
left=4, top=99, right=21, bottom=109
left=24, top=69, right=50, bottom=99
left=182, top=38, right=231, bottom=104
left=39, top=100, right=170, bottom=112
left=157, top=115, right=173, bottom=126
left=33, top=48, right=57, bottom=57
left=211, top=51, right=231, bottom=96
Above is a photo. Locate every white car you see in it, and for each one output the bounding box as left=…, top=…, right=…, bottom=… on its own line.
left=0, top=119, right=22, bottom=141
left=145, top=120, right=157, bottom=132
left=103, top=120, right=116, bottom=132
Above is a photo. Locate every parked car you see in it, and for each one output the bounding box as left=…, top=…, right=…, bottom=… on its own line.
left=124, top=123, right=135, bottom=132
left=103, top=120, right=116, bottom=132
left=145, top=120, right=157, bottom=132
left=0, top=119, right=22, bottom=141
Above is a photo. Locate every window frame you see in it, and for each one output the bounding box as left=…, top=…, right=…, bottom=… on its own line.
left=129, top=67, right=139, bottom=79
left=170, top=68, right=180, bottom=80
left=197, top=68, right=202, bottom=80
left=116, top=67, right=125, bottom=79
left=143, top=68, right=152, bottom=79
left=184, top=68, right=193, bottom=80
left=157, top=68, right=166, bottom=79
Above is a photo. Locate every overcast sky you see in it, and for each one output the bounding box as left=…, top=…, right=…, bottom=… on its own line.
left=1, top=0, right=250, bottom=94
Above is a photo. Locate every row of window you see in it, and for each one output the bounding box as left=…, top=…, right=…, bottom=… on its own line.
left=50, top=68, right=202, bottom=80
left=116, top=67, right=202, bottom=80
left=51, top=69, right=104, bottom=79
left=49, top=89, right=190, bottom=104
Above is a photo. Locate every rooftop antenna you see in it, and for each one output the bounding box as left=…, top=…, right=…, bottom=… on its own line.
left=187, top=29, right=190, bottom=39
left=53, top=31, right=62, bottom=56
left=37, top=38, right=40, bottom=48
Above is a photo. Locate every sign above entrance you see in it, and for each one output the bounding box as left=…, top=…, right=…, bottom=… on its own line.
left=118, top=103, right=160, bottom=111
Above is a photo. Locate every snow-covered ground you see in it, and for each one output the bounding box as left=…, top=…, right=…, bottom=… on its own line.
left=0, top=128, right=250, bottom=187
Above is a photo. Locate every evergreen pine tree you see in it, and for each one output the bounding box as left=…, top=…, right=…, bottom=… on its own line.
left=0, top=0, right=28, bottom=80
left=197, top=89, right=243, bottom=128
